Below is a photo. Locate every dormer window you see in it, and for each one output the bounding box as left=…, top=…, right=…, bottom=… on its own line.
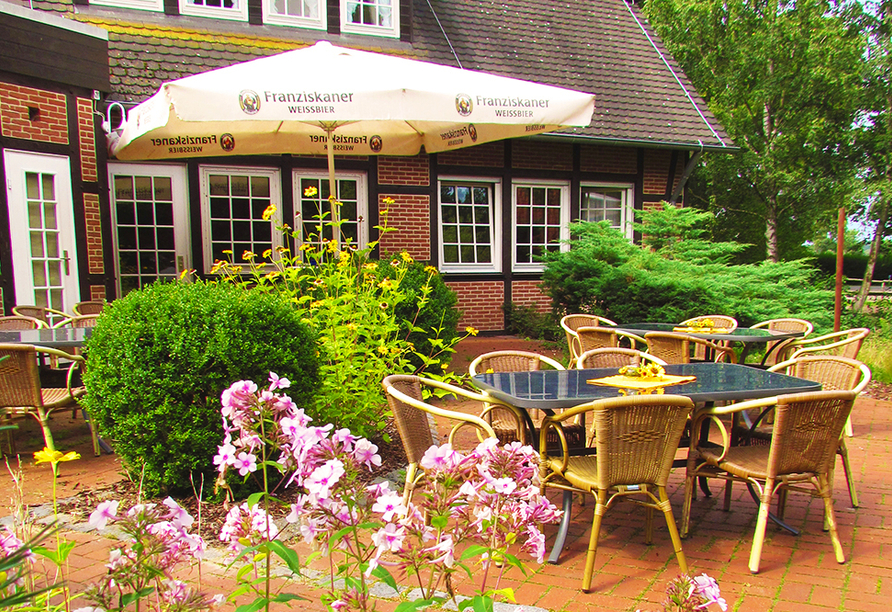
left=263, top=0, right=326, bottom=29
left=341, top=0, right=399, bottom=38
left=90, top=0, right=163, bottom=12
left=179, top=0, right=248, bottom=21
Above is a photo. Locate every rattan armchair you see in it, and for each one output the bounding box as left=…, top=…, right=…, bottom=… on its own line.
left=781, top=328, right=870, bottom=361
left=11, top=305, right=68, bottom=327
left=575, top=347, right=667, bottom=370
left=52, top=314, right=100, bottom=329
left=73, top=300, right=106, bottom=316
left=539, top=394, right=694, bottom=591
left=645, top=331, right=737, bottom=365
left=382, top=374, right=498, bottom=504
left=681, top=389, right=857, bottom=573
left=0, top=343, right=99, bottom=457
left=679, top=316, right=738, bottom=360
left=749, top=318, right=813, bottom=366
left=561, top=314, right=618, bottom=362
left=0, top=315, right=44, bottom=330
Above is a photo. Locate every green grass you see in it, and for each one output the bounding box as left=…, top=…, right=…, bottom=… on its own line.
left=857, top=334, right=892, bottom=383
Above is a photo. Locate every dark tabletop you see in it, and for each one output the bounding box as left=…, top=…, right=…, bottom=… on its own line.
left=0, top=327, right=91, bottom=348
left=472, top=362, right=821, bottom=410
left=613, top=322, right=804, bottom=343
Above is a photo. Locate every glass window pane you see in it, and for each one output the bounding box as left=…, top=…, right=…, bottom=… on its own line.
left=46, top=233, right=59, bottom=258
left=48, top=261, right=61, bottom=285
left=154, top=177, right=172, bottom=202
left=44, top=203, right=57, bottom=230
left=231, top=175, right=249, bottom=197
left=250, top=176, right=270, bottom=198
left=30, top=234, right=44, bottom=258
left=28, top=202, right=41, bottom=229
left=26, top=173, right=39, bottom=200
left=41, top=174, right=55, bottom=201
left=209, top=175, right=229, bottom=196
left=115, top=176, right=134, bottom=201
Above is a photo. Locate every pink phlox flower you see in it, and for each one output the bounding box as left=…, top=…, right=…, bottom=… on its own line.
left=692, top=574, right=727, bottom=611
left=425, top=535, right=455, bottom=567
left=299, top=517, right=323, bottom=545
left=162, top=497, right=195, bottom=530
left=249, top=505, right=279, bottom=540
left=89, top=500, right=120, bottom=531
left=472, top=437, right=500, bottom=459
left=268, top=371, right=291, bottom=391
left=366, top=481, right=391, bottom=498
left=235, top=451, right=258, bottom=476
left=420, top=443, right=460, bottom=472
left=274, top=394, right=298, bottom=417
left=306, top=459, right=345, bottom=501
left=372, top=491, right=406, bottom=522
left=330, top=600, right=348, bottom=611
left=0, top=527, right=26, bottom=559
left=353, top=438, right=381, bottom=470
left=332, top=428, right=356, bottom=451
left=472, top=504, right=493, bottom=528
left=458, top=480, right=479, bottom=498
left=105, top=548, right=128, bottom=571
left=218, top=506, right=245, bottom=545
left=159, top=579, right=188, bottom=605
left=278, top=415, right=305, bottom=440
left=520, top=525, right=547, bottom=563
left=372, top=523, right=406, bottom=555
left=285, top=498, right=306, bottom=524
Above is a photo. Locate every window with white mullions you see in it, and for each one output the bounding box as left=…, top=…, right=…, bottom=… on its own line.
left=438, top=179, right=501, bottom=273
left=179, top=0, right=247, bottom=20
left=341, top=0, right=399, bottom=37
left=580, top=184, right=634, bottom=239
left=294, top=171, right=367, bottom=253
left=513, top=182, right=569, bottom=271
left=263, top=0, right=325, bottom=28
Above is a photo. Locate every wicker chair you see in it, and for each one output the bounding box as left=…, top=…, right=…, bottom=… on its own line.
left=539, top=394, right=694, bottom=591
left=575, top=347, right=667, bottom=370
left=749, top=318, right=813, bottom=366
left=645, top=331, right=737, bottom=365
left=0, top=315, right=44, bottom=330
left=679, top=315, right=738, bottom=360
left=681, top=389, right=857, bottom=574
left=468, top=350, right=585, bottom=449
left=382, top=374, right=498, bottom=504
left=780, top=328, right=870, bottom=361
left=561, top=314, right=618, bottom=362
left=73, top=300, right=106, bottom=316
left=52, top=314, right=100, bottom=329
left=11, top=305, right=68, bottom=328
left=576, top=326, right=619, bottom=352
left=0, top=343, right=99, bottom=457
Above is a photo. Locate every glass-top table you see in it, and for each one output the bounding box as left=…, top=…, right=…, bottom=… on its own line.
left=0, top=327, right=91, bottom=349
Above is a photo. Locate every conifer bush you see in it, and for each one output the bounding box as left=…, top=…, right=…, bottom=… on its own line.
left=81, top=281, right=319, bottom=496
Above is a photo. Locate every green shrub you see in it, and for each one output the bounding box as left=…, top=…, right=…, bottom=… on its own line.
left=81, top=281, right=319, bottom=496
left=503, top=302, right=562, bottom=342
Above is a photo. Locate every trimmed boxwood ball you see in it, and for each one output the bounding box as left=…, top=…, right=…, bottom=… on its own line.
left=82, top=281, right=319, bottom=496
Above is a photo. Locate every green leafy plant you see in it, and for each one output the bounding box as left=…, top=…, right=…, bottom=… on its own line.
left=81, top=280, right=319, bottom=496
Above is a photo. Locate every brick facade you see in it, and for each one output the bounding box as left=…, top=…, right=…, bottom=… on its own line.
left=77, top=98, right=98, bottom=182
left=643, top=149, right=672, bottom=195
left=83, top=193, right=104, bottom=274
left=513, top=140, right=573, bottom=171
left=437, top=142, right=504, bottom=167
left=378, top=193, right=430, bottom=259
left=447, top=281, right=505, bottom=332
left=0, top=82, right=68, bottom=144
left=377, top=155, right=429, bottom=186
left=580, top=145, right=637, bottom=174
left=511, top=280, right=551, bottom=312
left=90, top=284, right=106, bottom=301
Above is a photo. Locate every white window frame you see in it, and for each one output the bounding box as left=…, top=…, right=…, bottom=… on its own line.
left=292, top=169, right=368, bottom=250
left=262, top=0, right=327, bottom=29
left=108, top=162, right=191, bottom=295
left=512, top=179, right=570, bottom=273
left=437, top=176, right=502, bottom=274
left=179, top=0, right=248, bottom=21
left=340, top=0, right=400, bottom=38
left=91, top=0, right=163, bottom=11
left=579, top=182, right=635, bottom=240
left=199, top=165, right=283, bottom=273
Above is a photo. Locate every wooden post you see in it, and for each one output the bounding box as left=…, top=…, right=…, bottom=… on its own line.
left=834, top=206, right=845, bottom=332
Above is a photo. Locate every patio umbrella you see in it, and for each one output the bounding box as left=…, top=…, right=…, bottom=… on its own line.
left=109, top=41, right=595, bottom=245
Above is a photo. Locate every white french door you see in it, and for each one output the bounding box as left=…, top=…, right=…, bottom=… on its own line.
left=3, top=150, right=81, bottom=312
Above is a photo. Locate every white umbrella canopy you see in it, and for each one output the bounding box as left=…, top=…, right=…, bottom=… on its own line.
left=110, top=40, right=595, bottom=161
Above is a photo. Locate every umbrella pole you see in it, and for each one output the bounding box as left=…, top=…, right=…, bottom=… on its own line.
left=326, top=127, right=339, bottom=251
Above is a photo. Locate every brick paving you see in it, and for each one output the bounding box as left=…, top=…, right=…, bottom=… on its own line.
left=3, top=336, right=889, bottom=611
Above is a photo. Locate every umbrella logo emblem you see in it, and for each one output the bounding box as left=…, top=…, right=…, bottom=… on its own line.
left=239, top=90, right=261, bottom=115
left=370, top=135, right=383, bottom=152
left=221, top=133, right=235, bottom=152
left=456, top=94, right=473, bottom=117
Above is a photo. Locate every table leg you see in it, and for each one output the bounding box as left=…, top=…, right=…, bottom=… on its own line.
left=548, top=490, right=574, bottom=564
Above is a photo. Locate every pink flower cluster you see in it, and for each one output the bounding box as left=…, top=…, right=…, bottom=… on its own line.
left=218, top=502, right=279, bottom=553
left=0, top=526, right=32, bottom=593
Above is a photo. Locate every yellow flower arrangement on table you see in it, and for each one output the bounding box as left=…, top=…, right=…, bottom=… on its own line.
left=672, top=318, right=730, bottom=334
left=588, top=362, right=695, bottom=395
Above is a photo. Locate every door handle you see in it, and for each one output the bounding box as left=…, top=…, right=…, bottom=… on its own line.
left=63, top=250, right=70, bottom=275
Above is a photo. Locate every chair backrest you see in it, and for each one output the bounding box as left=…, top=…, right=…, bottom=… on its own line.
left=11, top=305, right=67, bottom=327
left=0, top=344, right=43, bottom=408
left=0, top=315, right=42, bottom=330
left=73, top=300, right=105, bottom=316
left=576, top=326, right=619, bottom=353
left=680, top=315, right=738, bottom=331
left=769, top=356, right=871, bottom=394
left=53, top=314, right=101, bottom=329
left=752, top=318, right=813, bottom=336
left=767, top=390, right=856, bottom=478
left=575, top=347, right=667, bottom=370
left=468, top=350, right=565, bottom=376
left=382, top=375, right=495, bottom=465
left=561, top=314, right=617, bottom=361
left=645, top=332, right=691, bottom=364
left=591, top=395, right=693, bottom=489
left=790, top=328, right=870, bottom=360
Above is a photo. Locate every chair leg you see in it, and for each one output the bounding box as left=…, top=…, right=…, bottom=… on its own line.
left=819, top=475, right=846, bottom=564
left=582, top=490, right=607, bottom=592
left=838, top=442, right=859, bottom=507
left=402, top=463, right=418, bottom=507
left=748, top=479, right=774, bottom=574
left=644, top=505, right=654, bottom=544
left=681, top=466, right=697, bottom=539
left=658, top=486, right=688, bottom=573
left=723, top=480, right=733, bottom=511
left=844, top=415, right=853, bottom=438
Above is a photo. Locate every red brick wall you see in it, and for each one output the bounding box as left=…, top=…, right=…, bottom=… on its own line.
left=643, top=149, right=672, bottom=195
left=83, top=193, right=104, bottom=274
left=378, top=194, right=430, bottom=259
left=377, top=155, right=429, bottom=186
left=0, top=83, right=68, bottom=144
left=513, top=141, right=573, bottom=171
left=447, top=281, right=504, bottom=331
left=580, top=145, right=637, bottom=174
left=77, top=98, right=97, bottom=182
left=90, top=285, right=106, bottom=301
left=437, top=142, right=504, bottom=167
left=511, top=280, right=551, bottom=311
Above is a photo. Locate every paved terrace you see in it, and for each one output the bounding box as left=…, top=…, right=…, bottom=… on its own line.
left=2, top=336, right=889, bottom=612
